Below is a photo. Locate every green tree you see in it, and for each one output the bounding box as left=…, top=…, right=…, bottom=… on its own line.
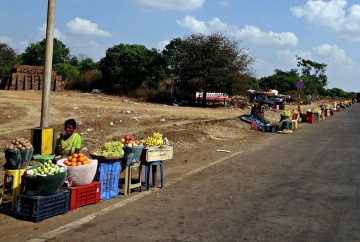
left=99, top=44, right=165, bottom=93
left=70, top=54, right=98, bottom=73
left=78, top=57, right=98, bottom=73
left=329, top=87, right=348, bottom=98
left=21, top=38, right=71, bottom=65
left=162, top=38, right=183, bottom=77
left=53, top=63, right=80, bottom=88
left=0, top=43, right=18, bottom=78
left=167, top=33, right=254, bottom=105
left=296, top=56, right=328, bottom=94
left=258, top=69, right=300, bottom=93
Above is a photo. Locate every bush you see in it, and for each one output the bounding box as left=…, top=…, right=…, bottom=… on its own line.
left=74, top=69, right=102, bottom=91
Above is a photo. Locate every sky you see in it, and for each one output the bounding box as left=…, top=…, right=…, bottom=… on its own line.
left=1, top=0, right=360, bottom=92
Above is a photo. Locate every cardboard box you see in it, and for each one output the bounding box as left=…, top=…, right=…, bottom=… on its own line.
left=141, top=146, right=173, bottom=162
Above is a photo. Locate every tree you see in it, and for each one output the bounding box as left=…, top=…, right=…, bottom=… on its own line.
left=0, top=43, right=18, bottom=78
left=99, top=44, right=166, bottom=93
left=167, top=33, right=254, bottom=105
left=70, top=54, right=98, bottom=73
left=162, top=38, right=183, bottom=77
left=258, top=69, right=300, bottom=93
left=53, top=63, right=80, bottom=88
left=21, top=38, right=71, bottom=65
left=296, top=56, right=328, bottom=94
left=78, top=57, right=98, bottom=73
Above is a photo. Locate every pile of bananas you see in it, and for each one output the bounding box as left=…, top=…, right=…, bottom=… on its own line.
left=143, top=132, right=164, bottom=148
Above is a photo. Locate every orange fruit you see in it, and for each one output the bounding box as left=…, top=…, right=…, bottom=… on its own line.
left=78, top=156, right=85, bottom=162
left=72, top=153, right=79, bottom=158
left=67, top=156, right=72, bottom=161
left=78, top=153, right=84, bottom=157
left=83, top=159, right=89, bottom=165
left=71, top=158, right=77, bottom=163
left=64, top=161, right=70, bottom=166
left=76, top=162, right=82, bottom=166
left=71, top=162, right=77, bottom=166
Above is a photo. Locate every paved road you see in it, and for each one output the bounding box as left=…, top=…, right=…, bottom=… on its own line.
left=44, top=104, right=360, bottom=241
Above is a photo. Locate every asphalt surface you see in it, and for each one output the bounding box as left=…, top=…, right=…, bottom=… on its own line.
left=39, top=104, right=360, bottom=242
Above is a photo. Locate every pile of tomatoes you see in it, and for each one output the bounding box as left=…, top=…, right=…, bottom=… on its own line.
left=63, top=153, right=90, bottom=166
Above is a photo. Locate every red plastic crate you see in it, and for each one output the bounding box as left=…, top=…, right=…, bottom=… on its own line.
left=65, top=181, right=101, bottom=211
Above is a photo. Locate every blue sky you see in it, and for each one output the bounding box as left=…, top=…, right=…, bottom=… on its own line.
left=1, top=0, right=360, bottom=92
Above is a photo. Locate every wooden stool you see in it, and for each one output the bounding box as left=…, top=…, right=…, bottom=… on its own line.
left=143, top=160, right=164, bottom=190
left=0, top=168, right=26, bottom=209
left=123, top=162, right=142, bottom=195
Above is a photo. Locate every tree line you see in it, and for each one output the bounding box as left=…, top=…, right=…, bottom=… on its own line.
left=0, top=33, right=356, bottom=104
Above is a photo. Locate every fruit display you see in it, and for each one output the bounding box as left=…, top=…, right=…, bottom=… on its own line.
left=142, top=132, right=165, bottom=148
left=279, top=129, right=293, bottom=134
left=63, top=153, right=90, bottom=166
left=26, top=160, right=66, bottom=176
left=120, top=134, right=141, bottom=148
left=92, top=141, right=124, bottom=158
left=4, top=137, right=34, bottom=169
left=4, top=137, right=33, bottom=151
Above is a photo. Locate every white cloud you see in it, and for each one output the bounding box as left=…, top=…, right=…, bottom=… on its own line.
left=177, top=15, right=207, bottom=33
left=234, top=25, right=298, bottom=46
left=157, top=40, right=170, bottom=50
left=0, top=36, right=29, bottom=53
left=132, top=0, right=204, bottom=11
left=252, top=58, right=274, bottom=78
left=291, top=0, right=360, bottom=40
left=177, top=15, right=298, bottom=46
left=66, top=17, right=111, bottom=37
left=218, top=0, right=229, bottom=6
left=313, top=43, right=354, bottom=64
left=274, top=45, right=358, bottom=91
left=277, top=50, right=313, bottom=65
left=66, top=37, right=105, bottom=60
left=277, top=44, right=353, bottom=66
left=0, top=35, right=12, bottom=44
left=38, top=23, right=66, bottom=41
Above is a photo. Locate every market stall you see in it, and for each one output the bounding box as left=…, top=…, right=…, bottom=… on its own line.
left=0, top=130, right=173, bottom=222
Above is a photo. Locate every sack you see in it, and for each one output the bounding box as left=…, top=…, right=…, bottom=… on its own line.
left=4, top=148, right=34, bottom=169
left=57, top=159, right=98, bottom=187
left=123, top=145, right=144, bottom=166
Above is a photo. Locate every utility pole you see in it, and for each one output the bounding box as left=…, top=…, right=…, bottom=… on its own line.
left=32, top=0, right=56, bottom=156
left=40, top=0, right=56, bottom=128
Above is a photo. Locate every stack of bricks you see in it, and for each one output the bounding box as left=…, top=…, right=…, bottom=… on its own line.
left=1, top=65, right=62, bottom=91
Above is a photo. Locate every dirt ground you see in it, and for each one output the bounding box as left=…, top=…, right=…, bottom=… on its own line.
left=0, top=90, right=334, bottom=174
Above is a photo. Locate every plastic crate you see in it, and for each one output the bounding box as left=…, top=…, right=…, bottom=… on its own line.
left=65, top=181, right=101, bottom=211
left=15, top=190, right=69, bottom=222
left=94, top=162, right=121, bottom=200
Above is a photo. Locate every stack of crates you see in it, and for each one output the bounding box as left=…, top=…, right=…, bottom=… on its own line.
left=15, top=190, right=69, bottom=222
left=94, top=162, right=121, bottom=200
left=65, top=181, right=101, bottom=211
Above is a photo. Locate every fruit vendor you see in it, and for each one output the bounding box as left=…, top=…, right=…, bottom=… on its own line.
left=54, top=119, right=82, bottom=157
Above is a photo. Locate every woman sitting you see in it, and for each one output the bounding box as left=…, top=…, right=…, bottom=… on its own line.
left=54, top=118, right=82, bottom=157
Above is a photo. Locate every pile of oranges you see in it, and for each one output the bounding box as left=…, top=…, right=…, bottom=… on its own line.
left=63, top=153, right=90, bottom=166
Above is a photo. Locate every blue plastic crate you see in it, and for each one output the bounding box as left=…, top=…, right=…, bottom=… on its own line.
left=94, top=162, right=121, bottom=200
left=15, top=190, right=69, bottom=223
